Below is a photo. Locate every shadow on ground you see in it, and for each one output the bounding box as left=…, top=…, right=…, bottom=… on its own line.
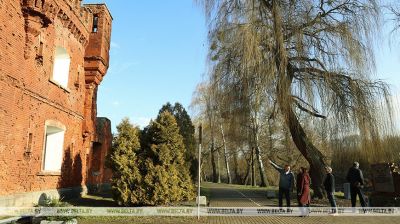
left=66, top=192, right=118, bottom=207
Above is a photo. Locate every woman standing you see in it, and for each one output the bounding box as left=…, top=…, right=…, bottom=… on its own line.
left=297, top=167, right=311, bottom=207
left=296, top=167, right=311, bottom=216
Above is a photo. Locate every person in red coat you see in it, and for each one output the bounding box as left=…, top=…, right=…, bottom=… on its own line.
left=296, top=167, right=311, bottom=216
left=296, top=167, right=311, bottom=207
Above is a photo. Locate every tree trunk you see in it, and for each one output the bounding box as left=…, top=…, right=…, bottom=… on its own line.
left=210, top=137, right=218, bottom=183
left=274, top=56, right=327, bottom=197
left=244, top=159, right=251, bottom=185
left=255, top=146, right=268, bottom=187
left=232, top=148, right=240, bottom=184
left=220, top=124, right=232, bottom=184
left=251, top=147, right=255, bottom=186
left=254, top=126, right=268, bottom=187
left=217, top=147, right=221, bottom=183
left=242, top=149, right=252, bottom=185
left=267, top=118, right=273, bottom=151
left=200, top=160, right=206, bottom=182
left=271, top=0, right=326, bottom=198
left=286, top=108, right=326, bottom=198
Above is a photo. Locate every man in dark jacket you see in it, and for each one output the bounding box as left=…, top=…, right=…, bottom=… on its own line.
left=324, top=166, right=337, bottom=213
left=346, top=162, right=367, bottom=207
left=269, top=160, right=295, bottom=208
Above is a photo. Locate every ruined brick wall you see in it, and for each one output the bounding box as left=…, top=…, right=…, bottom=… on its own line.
left=0, top=0, right=112, bottom=197
left=86, top=117, right=112, bottom=192
left=83, top=4, right=113, bottom=191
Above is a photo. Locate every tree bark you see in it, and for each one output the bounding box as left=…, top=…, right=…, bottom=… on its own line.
left=286, top=108, right=326, bottom=198
left=253, top=124, right=268, bottom=187
left=217, top=146, right=221, bottom=183
left=244, top=165, right=250, bottom=185
left=220, top=124, right=232, bottom=184
left=255, top=146, right=268, bottom=187
left=251, top=146, right=255, bottom=186
left=243, top=149, right=252, bottom=185
left=210, top=133, right=218, bottom=183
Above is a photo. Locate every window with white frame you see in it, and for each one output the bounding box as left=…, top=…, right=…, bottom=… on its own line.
left=52, top=47, right=70, bottom=88
left=43, top=122, right=66, bottom=172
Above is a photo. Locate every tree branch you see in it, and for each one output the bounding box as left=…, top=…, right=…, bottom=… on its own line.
left=292, top=95, right=327, bottom=119
left=285, top=1, right=355, bottom=39
left=289, top=56, right=328, bottom=71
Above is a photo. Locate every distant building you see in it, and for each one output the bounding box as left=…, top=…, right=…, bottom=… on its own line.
left=0, top=0, right=113, bottom=206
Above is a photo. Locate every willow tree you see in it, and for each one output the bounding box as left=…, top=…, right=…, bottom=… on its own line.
left=389, top=3, right=400, bottom=31
left=198, top=0, right=392, bottom=197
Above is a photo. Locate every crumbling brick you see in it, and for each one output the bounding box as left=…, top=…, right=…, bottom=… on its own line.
left=0, top=0, right=112, bottom=198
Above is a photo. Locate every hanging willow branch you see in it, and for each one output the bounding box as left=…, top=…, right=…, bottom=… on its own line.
left=198, top=0, right=392, bottom=138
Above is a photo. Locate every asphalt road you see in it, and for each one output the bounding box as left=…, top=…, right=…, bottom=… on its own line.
left=206, top=182, right=271, bottom=207
left=203, top=182, right=400, bottom=224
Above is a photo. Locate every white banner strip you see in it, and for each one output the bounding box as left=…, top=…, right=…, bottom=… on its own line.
left=0, top=207, right=399, bottom=217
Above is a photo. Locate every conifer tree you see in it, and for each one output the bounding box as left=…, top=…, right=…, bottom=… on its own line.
left=172, top=103, right=197, bottom=180
left=142, top=111, right=195, bottom=205
left=108, top=118, right=144, bottom=206
left=159, top=102, right=197, bottom=180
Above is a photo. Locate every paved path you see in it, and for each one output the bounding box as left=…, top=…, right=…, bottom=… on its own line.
left=203, top=182, right=400, bottom=224
left=206, top=182, right=269, bottom=207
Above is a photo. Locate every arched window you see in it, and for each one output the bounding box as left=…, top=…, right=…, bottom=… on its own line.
left=42, top=120, right=66, bottom=172
left=52, top=47, right=70, bottom=88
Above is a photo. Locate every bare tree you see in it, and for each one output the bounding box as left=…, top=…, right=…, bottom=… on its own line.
left=208, top=39, right=271, bottom=186
left=197, top=0, right=392, bottom=197
left=224, top=110, right=252, bottom=184
left=191, top=82, right=220, bottom=183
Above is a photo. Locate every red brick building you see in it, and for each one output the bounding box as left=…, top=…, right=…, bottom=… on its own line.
left=0, top=0, right=112, bottom=206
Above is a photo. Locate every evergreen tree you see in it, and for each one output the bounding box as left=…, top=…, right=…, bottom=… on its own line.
left=158, top=102, right=174, bottom=115
left=142, top=111, right=195, bottom=205
left=159, top=102, right=197, bottom=180
left=108, top=118, right=144, bottom=206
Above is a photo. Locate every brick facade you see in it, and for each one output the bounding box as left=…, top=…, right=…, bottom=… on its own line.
left=0, top=0, right=112, bottom=205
